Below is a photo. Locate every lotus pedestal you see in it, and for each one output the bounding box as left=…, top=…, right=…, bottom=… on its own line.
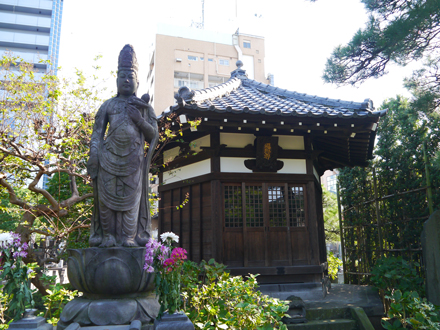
left=57, top=248, right=159, bottom=330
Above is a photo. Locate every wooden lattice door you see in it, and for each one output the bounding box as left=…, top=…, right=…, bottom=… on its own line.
left=223, top=183, right=308, bottom=268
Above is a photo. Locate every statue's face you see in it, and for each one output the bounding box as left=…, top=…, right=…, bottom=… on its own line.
left=117, top=70, right=138, bottom=97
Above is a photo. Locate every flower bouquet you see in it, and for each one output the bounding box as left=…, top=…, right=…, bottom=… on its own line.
left=0, top=232, right=34, bottom=321
left=144, top=232, right=187, bottom=319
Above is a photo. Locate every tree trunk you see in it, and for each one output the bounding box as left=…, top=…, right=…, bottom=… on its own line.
left=17, top=212, right=50, bottom=296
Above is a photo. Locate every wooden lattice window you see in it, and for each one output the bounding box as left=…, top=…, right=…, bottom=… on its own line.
left=224, top=185, right=242, bottom=228
left=288, top=185, right=306, bottom=227
left=224, top=183, right=306, bottom=228
left=245, top=185, right=264, bottom=227
left=268, top=186, right=287, bottom=227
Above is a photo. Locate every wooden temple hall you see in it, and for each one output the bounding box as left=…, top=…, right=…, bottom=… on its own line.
left=157, top=62, right=386, bottom=283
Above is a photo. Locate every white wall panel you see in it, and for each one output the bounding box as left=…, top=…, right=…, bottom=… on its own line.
left=163, top=159, right=211, bottom=184
left=278, top=159, right=307, bottom=174
left=274, top=135, right=304, bottom=150
left=220, top=157, right=252, bottom=173
left=191, top=134, right=210, bottom=152
left=220, top=133, right=254, bottom=148
left=313, top=166, right=320, bottom=182
left=163, top=146, right=180, bottom=164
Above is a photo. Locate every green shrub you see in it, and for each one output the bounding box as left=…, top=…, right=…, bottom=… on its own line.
left=0, top=284, right=10, bottom=329
left=327, top=252, right=342, bottom=280
left=370, top=256, right=424, bottom=312
left=36, top=273, right=78, bottom=325
left=382, top=290, right=440, bottom=330
left=181, top=260, right=289, bottom=330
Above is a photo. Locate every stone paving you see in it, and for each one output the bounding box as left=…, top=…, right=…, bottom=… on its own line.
left=259, top=283, right=384, bottom=317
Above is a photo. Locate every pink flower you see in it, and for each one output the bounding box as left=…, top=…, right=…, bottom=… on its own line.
left=163, top=258, right=175, bottom=267
left=160, top=245, right=170, bottom=255
left=146, top=238, right=160, bottom=251
left=145, top=255, right=153, bottom=264
left=158, top=254, right=167, bottom=263
left=19, top=251, right=27, bottom=258
left=171, top=247, right=187, bottom=261
left=143, top=264, right=154, bottom=273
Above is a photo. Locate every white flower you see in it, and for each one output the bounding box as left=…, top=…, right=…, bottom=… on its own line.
left=160, top=232, right=179, bottom=243
left=0, top=232, right=13, bottom=247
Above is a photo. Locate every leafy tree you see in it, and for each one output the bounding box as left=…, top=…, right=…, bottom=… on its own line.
left=0, top=54, right=105, bottom=293
left=0, top=53, right=198, bottom=294
left=322, top=185, right=340, bottom=243
left=337, top=93, right=440, bottom=284
left=323, top=0, right=440, bottom=87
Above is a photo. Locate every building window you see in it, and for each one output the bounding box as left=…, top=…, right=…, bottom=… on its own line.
left=256, top=50, right=259, bottom=54
left=188, top=55, right=198, bottom=61
left=174, top=71, right=204, bottom=89
left=243, top=40, right=251, bottom=48
left=208, top=75, right=228, bottom=87
left=219, top=59, right=229, bottom=66
left=327, top=175, right=337, bottom=194
left=208, top=58, right=214, bottom=62
left=200, top=57, right=204, bottom=61
left=224, top=183, right=306, bottom=228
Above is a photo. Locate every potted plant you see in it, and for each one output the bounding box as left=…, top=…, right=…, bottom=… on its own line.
left=144, top=232, right=194, bottom=329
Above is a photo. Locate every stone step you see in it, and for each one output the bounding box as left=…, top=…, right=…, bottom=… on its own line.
left=287, top=319, right=357, bottom=330
left=305, top=307, right=348, bottom=320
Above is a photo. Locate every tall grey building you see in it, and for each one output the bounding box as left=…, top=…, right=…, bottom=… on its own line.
left=0, top=0, right=64, bottom=189
left=0, top=0, right=64, bottom=75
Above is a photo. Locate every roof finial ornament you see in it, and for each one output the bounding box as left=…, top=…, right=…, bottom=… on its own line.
left=231, top=60, right=248, bottom=79
left=174, top=86, right=195, bottom=106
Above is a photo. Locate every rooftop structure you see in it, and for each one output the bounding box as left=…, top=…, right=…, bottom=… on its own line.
left=146, top=23, right=270, bottom=115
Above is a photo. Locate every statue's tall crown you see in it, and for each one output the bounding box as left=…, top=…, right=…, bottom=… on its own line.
left=118, top=44, right=138, bottom=72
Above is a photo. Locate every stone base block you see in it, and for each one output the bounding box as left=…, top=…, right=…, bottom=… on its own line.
left=8, top=316, right=53, bottom=330
left=57, top=294, right=159, bottom=330
left=153, top=312, right=194, bottom=330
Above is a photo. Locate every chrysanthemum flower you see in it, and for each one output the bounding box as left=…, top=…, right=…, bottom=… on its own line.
left=163, top=258, right=175, bottom=267
left=160, top=232, right=179, bottom=243
left=171, top=247, right=187, bottom=260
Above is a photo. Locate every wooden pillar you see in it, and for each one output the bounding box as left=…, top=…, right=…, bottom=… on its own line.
left=304, top=136, right=320, bottom=265
left=306, top=180, right=320, bottom=265
left=158, top=171, right=164, bottom=235
left=211, top=180, right=223, bottom=262
left=211, top=131, right=220, bottom=173
left=315, top=182, right=327, bottom=265
left=199, top=183, right=203, bottom=262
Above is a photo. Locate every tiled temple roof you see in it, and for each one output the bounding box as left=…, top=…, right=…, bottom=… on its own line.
left=161, top=62, right=386, bottom=170
left=167, top=66, right=386, bottom=119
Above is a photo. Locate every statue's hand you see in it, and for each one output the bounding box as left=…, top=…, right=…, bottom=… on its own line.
left=128, top=95, right=149, bottom=109
left=87, top=154, right=99, bottom=179
left=126, top=103, right=143, bottom=126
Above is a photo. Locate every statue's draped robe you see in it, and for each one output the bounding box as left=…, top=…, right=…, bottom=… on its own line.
left=89, top=97, right=156, bottom=246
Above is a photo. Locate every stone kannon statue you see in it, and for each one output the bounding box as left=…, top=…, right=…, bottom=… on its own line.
left=87, top=44, right=158, bottom=248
